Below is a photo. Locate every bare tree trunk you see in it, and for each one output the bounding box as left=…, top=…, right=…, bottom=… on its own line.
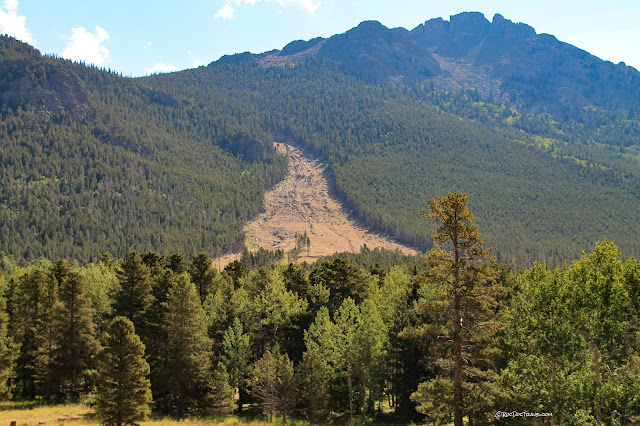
left=454, top=291, right=463, bottom=426
left=453, top=229, right=463, bottom=426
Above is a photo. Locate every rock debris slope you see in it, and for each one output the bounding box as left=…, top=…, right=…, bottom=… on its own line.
left=244, top=143, right=417, bottom=262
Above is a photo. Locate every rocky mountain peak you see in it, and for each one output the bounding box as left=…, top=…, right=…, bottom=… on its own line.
left=244, top=12, right=640, bottom=115
left=489, top=13, right=536, bottom=40
left=449, top=11, right=490, bottom=36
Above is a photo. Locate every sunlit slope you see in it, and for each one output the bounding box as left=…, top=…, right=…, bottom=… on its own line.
left=148, top=62, right=640, bottom=264
left=0, top=36, right=287, bottom=261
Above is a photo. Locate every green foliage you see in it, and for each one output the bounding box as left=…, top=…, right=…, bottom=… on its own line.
left=3, top=33, right=640, bottom=269
left=318, top=246, right=424, bottom=275
left=0, top=240, right=639, bottom=423
left=304, top=297, right=386, bottom=420
left=139, top=269, right=173, bottom=410
left=211, top=361, right=235, bottom=414
left=9, top=266, right=51, bottom=399
left=296, top=343, right=330, bottom=420
left=77, top=261, right=117, bottom=334
left=354, top=298, right=387, bottom=414
left=94, top=316, right=152, bottom=426
left=221, top=317, right=252, bottom=411
left=309, top=258, right=371, bottom=315
left=241, top=247, right=284, bottom=269
left=189, top=252, right=217, bottom=304
left=52, top=266, right=98, bottom=401
left=249, top=268, right=308, bottom=348
left=413, top=193, right=502, bottom=426
left=503, top=241, right=640, bottom=424
left=31, top=264, right=59, bottom=401
left=0, top=290, right=17, bottom=400
left=0, top=37, right=287, bottom=262
left=114, top=251, right=152, bottom=330
left=160, top=274, right=213, bottom=416
left=251, top=348, right=296, bottom=422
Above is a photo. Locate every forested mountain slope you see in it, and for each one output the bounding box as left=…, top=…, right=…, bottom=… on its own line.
left=0, top=36, right=287, bottom=261
left=2, top=10, right=640, bottom=265
left=147, top=61, right=640, bottom=265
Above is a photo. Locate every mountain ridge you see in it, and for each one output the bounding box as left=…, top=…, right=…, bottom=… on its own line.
left=2, top=12, right=640, bottom=265
left=220, top=12, right=640, bottom=117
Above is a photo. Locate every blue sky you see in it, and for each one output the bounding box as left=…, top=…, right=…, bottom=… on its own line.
left=1, top=0, right=638, bottom=76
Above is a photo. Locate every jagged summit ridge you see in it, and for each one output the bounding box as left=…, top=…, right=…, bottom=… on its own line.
left=221, top=11, right=639, bottom=115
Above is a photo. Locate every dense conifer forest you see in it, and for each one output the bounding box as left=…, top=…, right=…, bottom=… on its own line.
left=2, top=14, right=640, bottom=423
left=0, top=36, right=288, bottom=261
left=147, top=59, right=640, bottom=264
left=1, top=35, right=640, bottom=264
left=0, top=194, right=639, bottom=424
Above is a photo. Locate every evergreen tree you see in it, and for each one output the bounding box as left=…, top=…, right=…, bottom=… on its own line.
left=251, top=348, right=296, bottom=422
left=251, top=269, right=307, bottom=350
left=220, top=317, right=251, bottom=413
left=296, top=343, right=330, bottom=420
left=189, top=252, right=217, bottom=304
left=309, top=258, right=370, bottom=314
left=141, top=251, right=164, bottom=274
left=10, top=267, right=49, bottom=399
left=0, top=290, right=18, bottom=400
left=159, top=274, right=212, bottom=416
left=224, top=260, right=248, bottom=289
left=412, top=193, right=501, bottom=426
left=211, top=361, right=235, bottom=414
left=142, top=269, right=174, bottom=405
left=166, top=253, right=188, bottom=275
left=53, top=268, right=98, bottom=400
left=114, top=251, right=152, bottom=332
left=94, top=316, right=152, bottom=426
left=32, top=270, right=59, bottom=401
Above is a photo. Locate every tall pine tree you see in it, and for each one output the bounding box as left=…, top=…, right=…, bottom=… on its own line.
left=10, top=267, right=49, bottom=399
left=32, top=268, right=59, bottom=401
left=114, top=251, right=152, bottom=332
left=94, top=316, right=152, bottom=426
left=412, top=193, right=501, bottom=425
left=53, top=266, right=99, bottom=401
left=189, top=252, right=217, bottom=304
left=0, top=289, right=18, bottom=400
left=159, top=274, right=213, bottom=416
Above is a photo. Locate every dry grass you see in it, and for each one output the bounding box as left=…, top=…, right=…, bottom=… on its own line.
left=0, top=401, right=92, bottom=424
left=0, top=402, right=310, bottom=426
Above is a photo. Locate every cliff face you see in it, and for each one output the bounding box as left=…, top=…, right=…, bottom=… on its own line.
left=248, top=12, right=640, bottom=115
left=0, top=37, right=89, bottom=117
left=0, top=60, right=89, bottom=116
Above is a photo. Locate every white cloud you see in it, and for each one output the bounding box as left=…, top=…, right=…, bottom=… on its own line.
left=145, top=62, right=176, bottom=74
left=192, top=59, right=203, bottom=67
left=216, top=2, right=234, bottom=19
left=0, top=0, right=35, bottom=44
left=144, top=41, right=152, bottom=49
left=215, top=0, right=319, bottom=20
left=63, top=26, right=110, bottom=66
left=274, top=0, right=319, bottom=13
